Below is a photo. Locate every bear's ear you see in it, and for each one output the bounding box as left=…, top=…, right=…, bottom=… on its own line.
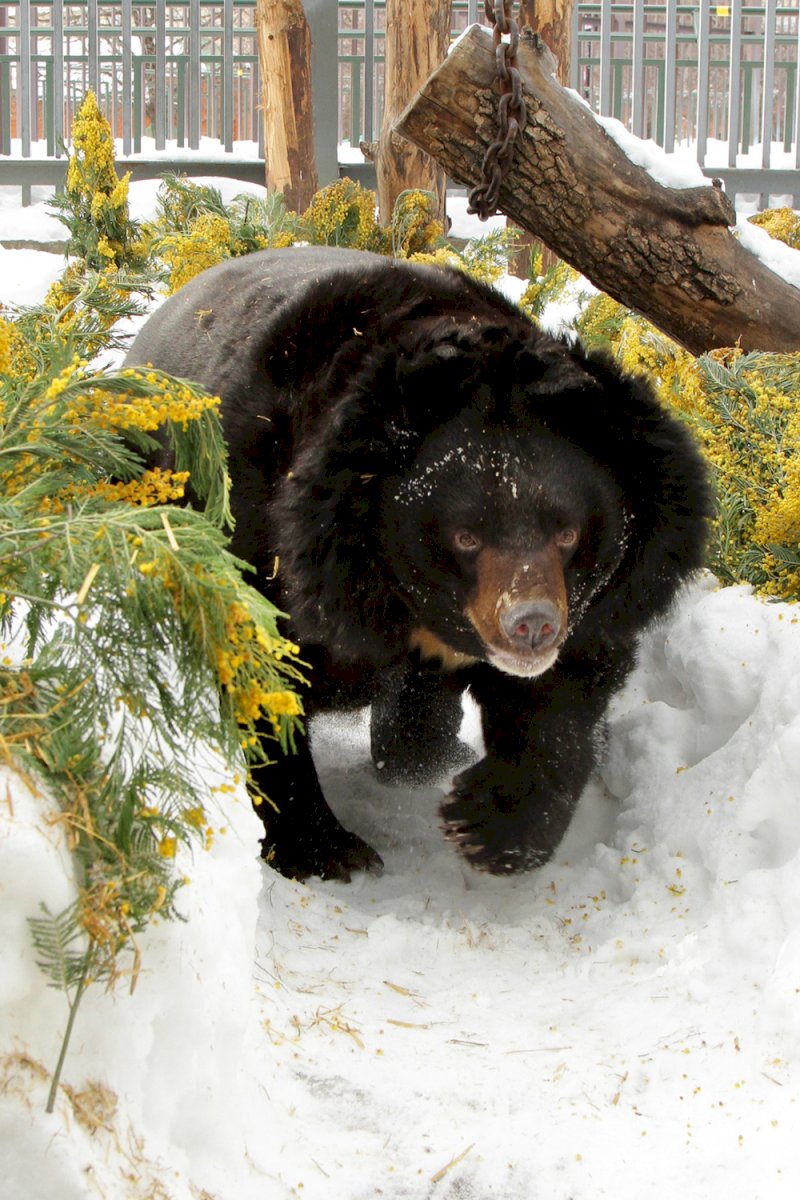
left=349, top=337, right=481, bottom=459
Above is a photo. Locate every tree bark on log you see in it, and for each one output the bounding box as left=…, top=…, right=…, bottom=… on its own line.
left=394, top=23, right=800, bottom=355
left=373, top=0, right=450, bottom=226
left=256, top=0, right=318, bottom=213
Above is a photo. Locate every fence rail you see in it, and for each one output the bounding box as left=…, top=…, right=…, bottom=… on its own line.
left=0, top=2, right=798, bottom=208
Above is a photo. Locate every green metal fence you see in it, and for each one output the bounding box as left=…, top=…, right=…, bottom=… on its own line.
left=571, top=2, right=800, bottom=160
left=1, top=2, right=798, bottom=207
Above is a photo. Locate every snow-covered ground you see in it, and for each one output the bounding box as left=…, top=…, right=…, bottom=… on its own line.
left=2, top=176, right=800, bottom=1199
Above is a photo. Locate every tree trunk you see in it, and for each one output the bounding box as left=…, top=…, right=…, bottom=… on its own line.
left=511, top=2, right=575, bottom=274
left=256, top=0, right=318, bottom=213
left=394, top=23, right=800, bottom=355
left=522, top=0, right=572, bottom=84
left=374, top=0, right=450, bottom=226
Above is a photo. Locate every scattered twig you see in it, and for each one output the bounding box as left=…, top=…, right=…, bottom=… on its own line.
left=431, top=1143, right=475, bottom=1184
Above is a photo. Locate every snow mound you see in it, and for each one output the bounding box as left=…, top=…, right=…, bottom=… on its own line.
left=3, top=574, right=800, bottom=1197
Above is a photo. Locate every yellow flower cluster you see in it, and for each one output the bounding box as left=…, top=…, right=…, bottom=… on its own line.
left=0, top=315, right=36, bottom=382
left=520, top=260, right=580, bottom=318
left=571, top=295, right=701, bottom=418
left=302, top=177, right=388, bottom=253
left=181, top=804, right=217, bottom=851
left=43, top=353, right=86, bottom=402
left=391, top=189, right=444, bottom=258
left=739, top=373, right=800, bottom=554
left=576, top=293, right=624, bottom=347
left=0, top=317, right=11, bottom=376
left=160, top=212, right=236, bottom=294
left=634, top=340, right=800, bottom=600
left=215, top=599, right=304, bottom=732
left=749, top=206, right=800, bottom=250
left=233, top=683, right=302, bottom=724
left=40, top=265, right=133, bottom=361
left=62, top=91, right=136, bottom=271
left=86, top=468, right=190, bottom=508
left=65, top=369, right=220, bottom=433
left=68, top=91, right=117, bottom=193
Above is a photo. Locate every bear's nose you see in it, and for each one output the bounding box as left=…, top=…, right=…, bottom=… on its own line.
left=501, top=601, right=561, bottom=651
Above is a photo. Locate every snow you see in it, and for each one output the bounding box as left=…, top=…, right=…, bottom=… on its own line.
left=591, top=108, right=710, bottom=190
left=737, top=218, right=800, bottom=291
left=3, top=183, right=800, bottom=1200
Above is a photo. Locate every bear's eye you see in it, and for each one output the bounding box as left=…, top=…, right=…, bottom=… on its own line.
left=555, top=527, right=579, bottom=550
left=453, top=529, right=481, bottom=554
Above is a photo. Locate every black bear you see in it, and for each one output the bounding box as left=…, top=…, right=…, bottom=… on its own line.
left=125, top=246, right=710, bottom=880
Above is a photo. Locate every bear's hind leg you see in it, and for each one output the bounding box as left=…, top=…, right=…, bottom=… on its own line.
left=251, top=735, right=383, bottom=882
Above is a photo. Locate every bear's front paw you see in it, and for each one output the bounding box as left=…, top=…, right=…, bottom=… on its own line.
left=440, top=760, right=561, bottom=875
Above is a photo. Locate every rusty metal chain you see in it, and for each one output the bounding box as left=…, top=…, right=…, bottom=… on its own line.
left=467, top=0, right=527, bottom=220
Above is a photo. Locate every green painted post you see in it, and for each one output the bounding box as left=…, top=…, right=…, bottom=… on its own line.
left=1, top=63, right=10, bottom=156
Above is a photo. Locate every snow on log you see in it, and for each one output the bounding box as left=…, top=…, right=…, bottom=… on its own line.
left=394, top=23, right=800, bottom=355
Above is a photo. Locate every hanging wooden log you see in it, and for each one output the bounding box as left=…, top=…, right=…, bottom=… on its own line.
left=394, top=22, right=800, bottom=355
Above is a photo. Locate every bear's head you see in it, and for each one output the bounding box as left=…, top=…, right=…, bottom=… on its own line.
left=383, top=412, right=627, bottom=677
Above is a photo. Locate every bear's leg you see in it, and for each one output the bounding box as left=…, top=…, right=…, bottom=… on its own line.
left=440, top=656, right=627, bottom=874
left=370, top=661, right=475, bottom=786
left=251, top=736, right=383, bottom=882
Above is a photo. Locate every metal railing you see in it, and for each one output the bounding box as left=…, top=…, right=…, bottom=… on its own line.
left=570, top=1, right=800, bottom=205
left=1, top=1, right=263, bottom=159
left=1, top=2, right=798, bottom=208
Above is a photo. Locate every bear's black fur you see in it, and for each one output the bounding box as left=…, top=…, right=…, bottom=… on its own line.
left=125, top=247, right=711, bottom=880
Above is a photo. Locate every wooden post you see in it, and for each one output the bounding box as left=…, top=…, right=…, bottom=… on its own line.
left=394, top=23, right=800, bottom=355
left=374, top=0, right=450, bottom=226
left=256, top=0, right=319, bottom=213
left=522, top=0, right=573, bottom=84
left=512, top=2, right=576, bottom=274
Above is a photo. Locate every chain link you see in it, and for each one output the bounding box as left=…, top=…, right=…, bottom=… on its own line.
left=467, top=1, right=527, bottom=220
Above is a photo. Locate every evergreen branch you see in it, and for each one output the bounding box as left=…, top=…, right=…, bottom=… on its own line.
left=28, top=902, right=89, bottom=994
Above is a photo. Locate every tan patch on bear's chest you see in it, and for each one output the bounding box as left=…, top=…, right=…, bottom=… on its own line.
left=409, top=627, right=478, bottom=672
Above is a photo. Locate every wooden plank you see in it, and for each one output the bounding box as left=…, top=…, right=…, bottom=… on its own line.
left=53, top=0, right=64, bottom=156
left=88, top=0, right=99, bottom=96
left=364, top=0, right=375, bottom=143
left=599, top=0, right=612, bottom=116
left=19, top=0, right=31, bottom=154
left=796, top=4, right=800, bottom=169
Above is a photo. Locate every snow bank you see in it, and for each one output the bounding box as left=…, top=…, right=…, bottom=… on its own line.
left=6, top=576, right=799, bottom=1197
left=0, top=761, right=276, bottom=1199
